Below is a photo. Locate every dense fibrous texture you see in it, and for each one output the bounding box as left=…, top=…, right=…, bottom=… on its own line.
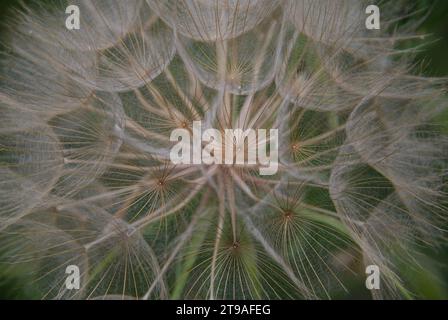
left=0, top=0, right=447, bottom=299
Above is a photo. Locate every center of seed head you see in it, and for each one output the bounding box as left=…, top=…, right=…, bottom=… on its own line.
left=232, top=242, right=240, bottom=249
left=292, top=143, right=299, bottom=151
left=284, top=210, right=294, bottom=220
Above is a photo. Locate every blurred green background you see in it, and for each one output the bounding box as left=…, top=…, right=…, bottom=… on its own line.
left=0, top=0, right=447, bottom=299
left=409, top=0, right=448, bottom=76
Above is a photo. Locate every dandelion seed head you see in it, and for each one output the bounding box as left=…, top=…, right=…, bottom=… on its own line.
left=0, top=0, right=447, bottom=300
